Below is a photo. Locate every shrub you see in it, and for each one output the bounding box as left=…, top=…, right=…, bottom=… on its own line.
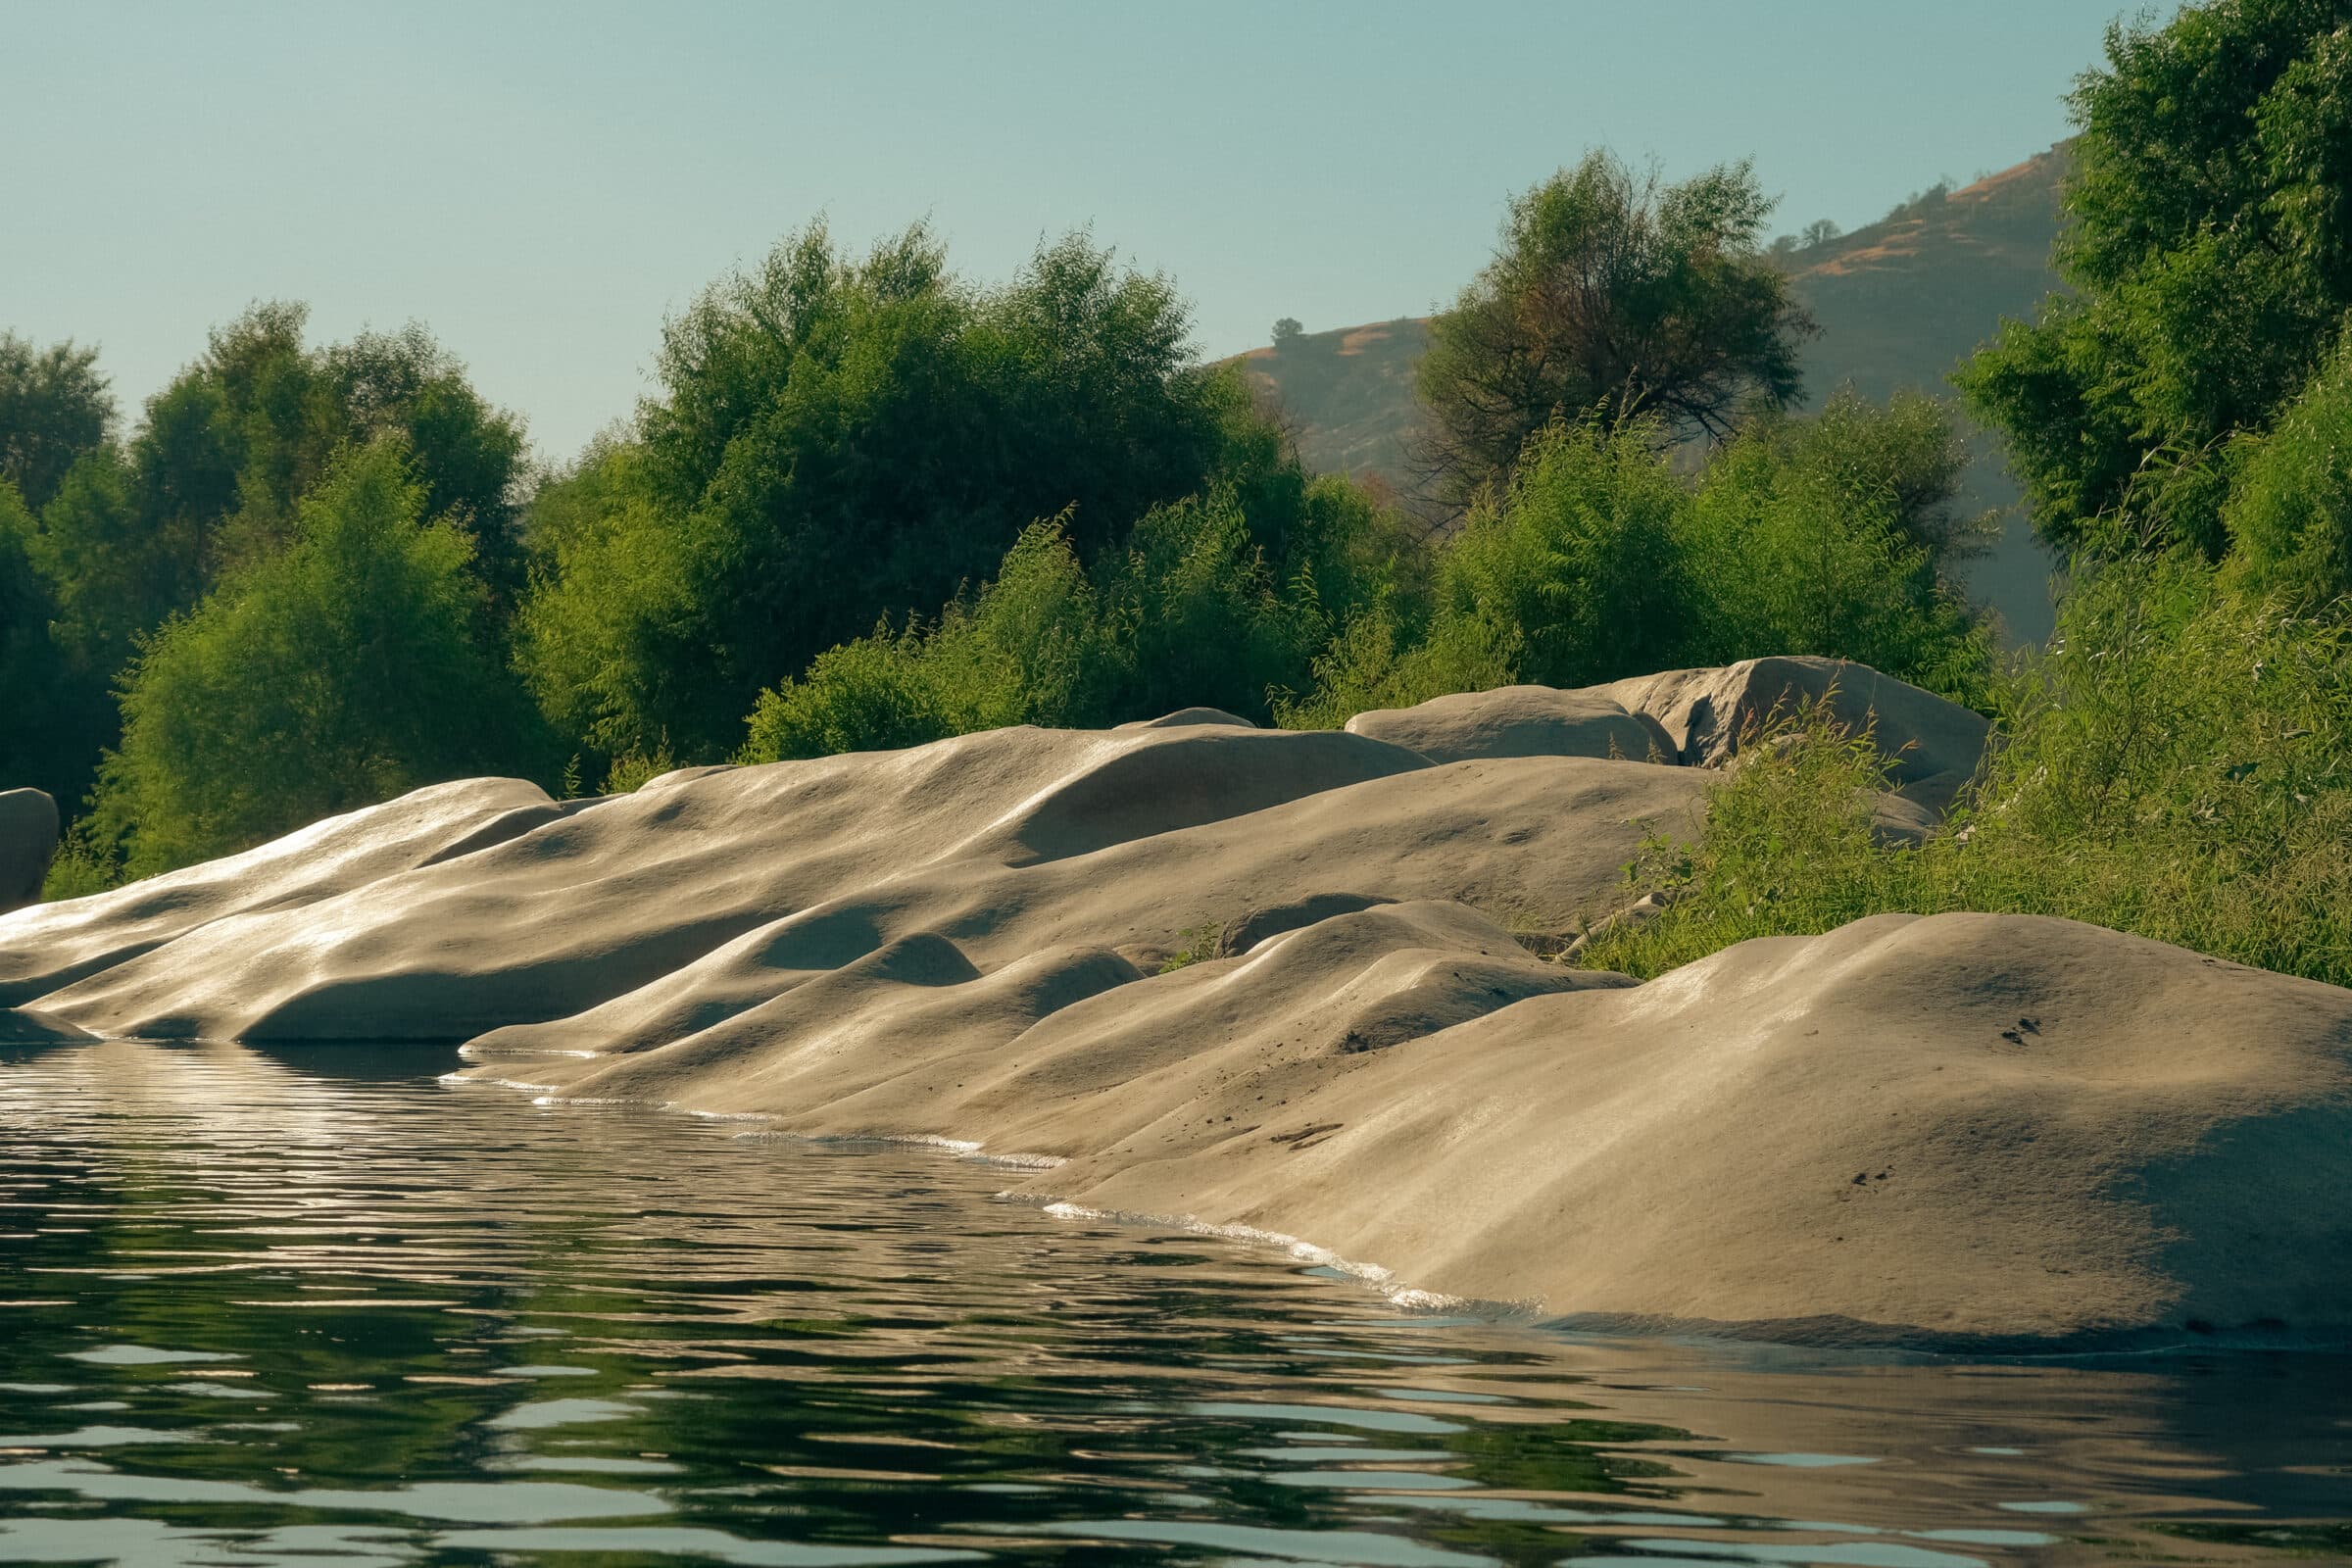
left=743, top=521, right=1109, bottom=761
left=1578, top=698, right=1909, bottom=977
left=741, top=470, right=1408, bottom=761
left=1435, top=416, right=1695, bottom=689
left=519, top=224, right=1251, bottom=760
left=1584, top=556, right=2352, bottom=987
left=90, top=440, right=547, bottom=873
left=1283, top=396, right=1991, bottom=725
left=601, top=742, right=679, bottom=795
left=1682, top=390, right=1990, bottom=702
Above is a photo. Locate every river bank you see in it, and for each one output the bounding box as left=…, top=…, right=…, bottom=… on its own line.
left=4, top=660, right=2347, bottom=1350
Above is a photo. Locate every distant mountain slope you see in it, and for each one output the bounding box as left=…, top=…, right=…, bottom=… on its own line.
left=1239, top=318, right=1430, bottom=491
left=1235, top=145, right=2070, bottom=640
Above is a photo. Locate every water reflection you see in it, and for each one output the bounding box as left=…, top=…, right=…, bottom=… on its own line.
left=0, top=1039, right=2343, bottom=1566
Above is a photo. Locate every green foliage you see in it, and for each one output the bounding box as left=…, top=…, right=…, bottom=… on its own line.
left=1417, top=150, right=1815, bottom=502
left=1158, top=923, right=1222, bottom=974
left=39, top=831, right=122, bottom=902
left=1580, top=700, right=1908, bottom=977
left=1288, top=396, right=1989, bottom=723
left=601, top=743, right=679, bottom=795
left=0, top=334, right=112, bottom=512
left=1437, top=416, right=1693, bottom=688
left=2225, top=327, right=2352, bottom=607
left=522, top=223, right=1247, bottom=760
left=1587, top=556, right=2352, bottom=987
left=1959, top=0, right=2352, bottom=560
left=0, top=480, right=113, bottom=807
left=32, top=446, right=201, bottom=676
left=1272, top=590, right=1512, bottom=729
left=116, top=306, right=529, bottom=594
left=0, top=306, right=527, bottom=820
left=90, top=441, right=545, bottom=874
left=742, top=521, right=1099, bottom=761
left=741, top=478, right=1382, bottom=761
left=1681, top=390, right=1990, bottom=697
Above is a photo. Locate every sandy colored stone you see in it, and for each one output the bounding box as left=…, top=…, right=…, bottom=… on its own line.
left=1602, top=656, right=1989, bottom=810
left=1345, top=686, right=1671, bottom=764
left=472, top=906, right=2352, bottom=1349
left=28, top=729, right=1693, bottom=1045
left=0, top=778, right=552, bottom=1006
left=0, top=1006, right=95, bottom=1044
left=0, top=788, right=59, bottom=914
left=1115, top=707, right=1255, bottom=729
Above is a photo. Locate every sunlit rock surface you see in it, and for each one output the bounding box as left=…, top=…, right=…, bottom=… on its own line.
left=1604, top=655, right=1989, bottom=810
left=1346, top=685, right=1671, bottom=764
left=0, top=778, right=552, bottom=1005
left=0, top=788, right=58, bottom=915
left=3, top=664, right=2346, bottom=1348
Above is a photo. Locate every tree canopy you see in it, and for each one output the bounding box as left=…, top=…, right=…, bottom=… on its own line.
left=91, top=440, right=542, bottom=874
left=0, top=309, right=530, bottom=820
left=518, top=222, right=1282, bottom=760
left=1958, top=0, right=2352, bottom=559
left=1414, top=151, right=1815, bottom=504
left=0, top=334, right=112, bottom=513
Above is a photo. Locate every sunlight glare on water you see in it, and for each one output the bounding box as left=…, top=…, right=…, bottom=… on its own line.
left=0, top=1040, right=2345, bottom=1567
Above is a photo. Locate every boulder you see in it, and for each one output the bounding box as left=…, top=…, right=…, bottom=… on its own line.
left=1215, top=892, right=1396, bottom=957
left=1115, top=708, right=1255, bottom=730
left=0, top=788, right=58, bottom=913
left=1346, top=685, right=1669, bottom=764
left=0, top=1006, right=96, bottom=1044
left=1601, top=656, right=1989, bottom=810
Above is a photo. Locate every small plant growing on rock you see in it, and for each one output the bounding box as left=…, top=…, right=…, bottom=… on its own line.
left=1158, top=923, right=1223, bottom=974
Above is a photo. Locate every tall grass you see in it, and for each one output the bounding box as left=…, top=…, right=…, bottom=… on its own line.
left=1583, top=555, right=2352, bottom=985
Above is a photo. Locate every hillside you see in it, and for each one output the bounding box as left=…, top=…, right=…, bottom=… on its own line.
left=1236, top=145, right=2069, bottom=640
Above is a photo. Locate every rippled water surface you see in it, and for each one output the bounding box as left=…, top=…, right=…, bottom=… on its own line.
left=0, top=1042, right=2346, bottom=1567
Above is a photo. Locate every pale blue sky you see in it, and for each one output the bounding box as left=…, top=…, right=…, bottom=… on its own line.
left=7, top=1, right=2133, bottom=462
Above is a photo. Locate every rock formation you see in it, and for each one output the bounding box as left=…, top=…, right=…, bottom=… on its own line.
left=3, top=662, right=2344, bottom=1349
left=1346, top=685, right=1671, bottom=764
left=1605, top=655, right=1991, bottom=811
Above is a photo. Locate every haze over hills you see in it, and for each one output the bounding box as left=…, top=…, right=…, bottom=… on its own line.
left=1238, top=145, right=2070, bottom=641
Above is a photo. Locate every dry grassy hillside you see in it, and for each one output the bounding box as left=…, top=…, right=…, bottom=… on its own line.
left=1235, top=145, right=2070, bottom=640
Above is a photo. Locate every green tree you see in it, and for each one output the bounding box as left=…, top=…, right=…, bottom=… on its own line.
left=1958, top=0, right=2352, bottom=559
left=29, top=448, right=199, bottom=679
left=0, top=334, right=113, bottom=512
left=1289, top=395, right=1988, bottom=723
left=521, top=222, right=1280, bottom=760
left=1682, top=391, right=1988, bottom=694
left=9, top=307, right=528, bottom=818
left=92, top=440, right=544, bottom=873
left=1432, top=416, right=1695, bottom=690
left=1415, top=151, right=1814, bottom=503
left=0, top=481, right=112, bottom=805
left=741, top=462, right=1412, bottom=762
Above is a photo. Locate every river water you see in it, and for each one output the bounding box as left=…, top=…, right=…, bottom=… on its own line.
left=0, top=1040, right=2344, bottom=1567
